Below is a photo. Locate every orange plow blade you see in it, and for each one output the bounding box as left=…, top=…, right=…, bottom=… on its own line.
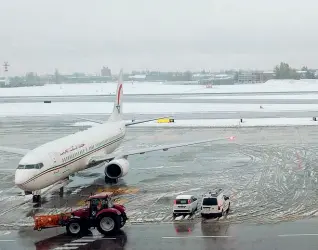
left=33, top=213, right=71, bottom=231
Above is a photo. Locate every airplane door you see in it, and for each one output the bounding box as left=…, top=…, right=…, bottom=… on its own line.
left=49, top=152, right=60, bottom=165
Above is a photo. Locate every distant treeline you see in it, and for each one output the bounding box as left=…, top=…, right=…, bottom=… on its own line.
left=4, top=62, right=318, bottom=88
left=274, top=62, right=316, bottom=79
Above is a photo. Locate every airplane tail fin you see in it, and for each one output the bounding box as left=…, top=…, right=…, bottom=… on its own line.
left=108, top=69, right=123, bottom=122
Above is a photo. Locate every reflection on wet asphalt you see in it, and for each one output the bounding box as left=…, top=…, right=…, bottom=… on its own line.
left=1, top=116, right=318, bottom=249
left=2, top=219, right=318, bottom=250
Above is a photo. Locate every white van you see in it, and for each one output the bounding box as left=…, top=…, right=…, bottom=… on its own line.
left=200, top=189, right=230, bottom=218
left=173, top=194, right=198, bottom=217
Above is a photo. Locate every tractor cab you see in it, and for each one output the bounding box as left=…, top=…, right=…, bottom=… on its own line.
left=86, top=192, right=114, bottom=219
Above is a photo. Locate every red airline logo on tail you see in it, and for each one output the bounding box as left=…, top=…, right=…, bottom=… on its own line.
left=117, top=83, right=122, bottom=105
left=116, top=83, right=123, bottom=113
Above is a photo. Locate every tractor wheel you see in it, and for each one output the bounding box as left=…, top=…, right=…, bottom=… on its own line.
left=66, top=218, right=88, bottom=237
left=97, top=213, right=120, bottom=235
left=120, top=212, right=127, bottom=228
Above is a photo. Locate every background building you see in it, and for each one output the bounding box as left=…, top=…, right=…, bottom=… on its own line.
left=237, top=70, right=275, bottom=84
left=101, top=66, right=111, bottom=77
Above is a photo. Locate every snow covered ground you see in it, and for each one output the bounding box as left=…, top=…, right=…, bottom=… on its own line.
left=71, top=117, right=318, bottom=128
left=1, top=102, right=318, bottom=116
left=1, top=79, right=318, bottom=96
left=178, top=94, right=318, bottom=100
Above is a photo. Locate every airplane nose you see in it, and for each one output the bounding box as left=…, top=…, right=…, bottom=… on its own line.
left=14, top=170, right=33, bottom=190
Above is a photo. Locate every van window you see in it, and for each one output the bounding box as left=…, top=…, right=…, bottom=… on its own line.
left=176, top=199, right=188, bottom=204
left=202, top=198, right=218, bottom=206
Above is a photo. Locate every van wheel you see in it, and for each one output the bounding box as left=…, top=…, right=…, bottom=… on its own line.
left=226, top=203, right=230, bottom=213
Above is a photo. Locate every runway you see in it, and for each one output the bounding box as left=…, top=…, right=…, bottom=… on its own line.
left=1, top=115, right=318, bottom=249
left=1, top=93, right=318, bottom=104
left=1, top=92, right=318, bottom=120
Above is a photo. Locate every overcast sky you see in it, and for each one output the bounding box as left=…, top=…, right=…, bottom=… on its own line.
left=1, top=0, right=318, bottom=75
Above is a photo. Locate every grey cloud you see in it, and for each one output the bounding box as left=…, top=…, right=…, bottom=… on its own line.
left=1, top=0, right=318, bottom=74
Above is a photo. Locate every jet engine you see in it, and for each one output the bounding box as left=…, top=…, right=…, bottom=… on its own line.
left=104, top=158, right=130, bottom=179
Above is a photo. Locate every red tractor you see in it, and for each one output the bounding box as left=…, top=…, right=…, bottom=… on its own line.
left=34, top=192, right=128, bottom=236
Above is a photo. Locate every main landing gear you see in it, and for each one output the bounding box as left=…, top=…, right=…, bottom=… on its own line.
left=59, top=186, right=64, bottom=197
left=104, top=175, right=118, bottom=184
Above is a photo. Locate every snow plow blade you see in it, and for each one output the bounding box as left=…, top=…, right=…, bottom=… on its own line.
left=33, top=213, right=72, bottom=231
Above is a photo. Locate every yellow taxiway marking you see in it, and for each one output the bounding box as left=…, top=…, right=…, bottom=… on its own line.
left=76, top=186, right=139, bottom=206
left=96, top=187, right=139, bottom=195
left=76, top=197, right=129, bottom=207
left=113, top=198, right=129, bottom=205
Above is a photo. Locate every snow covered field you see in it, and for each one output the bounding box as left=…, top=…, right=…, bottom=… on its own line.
left=1, top=102, right=318, bottom=117
left=72, top=118, right=318, bottom=128
left=1, top=79, right=318, bottom=96
left=2, top=79, right=318, bottom=127
left=178, top=94, right=318, bottom=100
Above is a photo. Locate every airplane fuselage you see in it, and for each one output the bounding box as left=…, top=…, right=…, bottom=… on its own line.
left=14, top=121, right=126, bottom=191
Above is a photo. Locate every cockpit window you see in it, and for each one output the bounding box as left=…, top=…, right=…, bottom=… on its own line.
left=17, top=163, right=44, bottom=169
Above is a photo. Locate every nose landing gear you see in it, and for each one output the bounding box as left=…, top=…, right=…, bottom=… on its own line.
left=32, top=190, right=42, bottom=203
left=32, top=195, right=41, bottom=203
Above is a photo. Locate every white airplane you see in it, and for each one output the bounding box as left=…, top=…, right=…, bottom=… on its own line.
left=0, top=69, right=235, bottom=203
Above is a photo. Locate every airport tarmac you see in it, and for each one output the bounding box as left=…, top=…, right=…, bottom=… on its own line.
left=1, top=93, right=318, bottom=104
left=1, top=116, right=318, bottom=249
left=3, top=216, right=318, bottom=249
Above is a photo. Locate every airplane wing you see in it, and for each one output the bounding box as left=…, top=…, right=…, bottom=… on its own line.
left=0, top=146, right=30, bottom=156
left=76, top=117, right=171, bottom=126
left=88, top=136, right=236, bottom=165
left=125, top=117, right=169, bottom=126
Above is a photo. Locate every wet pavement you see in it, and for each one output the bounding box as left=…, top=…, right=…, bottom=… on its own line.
left=2, top=219, right=318, bottom=250
left=1, top=116, right=318, bottom=249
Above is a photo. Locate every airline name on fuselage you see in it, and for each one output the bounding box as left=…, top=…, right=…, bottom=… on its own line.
left=60, top=133, right=123, bottom=164
left=60, top=143, right=85, bottom=156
